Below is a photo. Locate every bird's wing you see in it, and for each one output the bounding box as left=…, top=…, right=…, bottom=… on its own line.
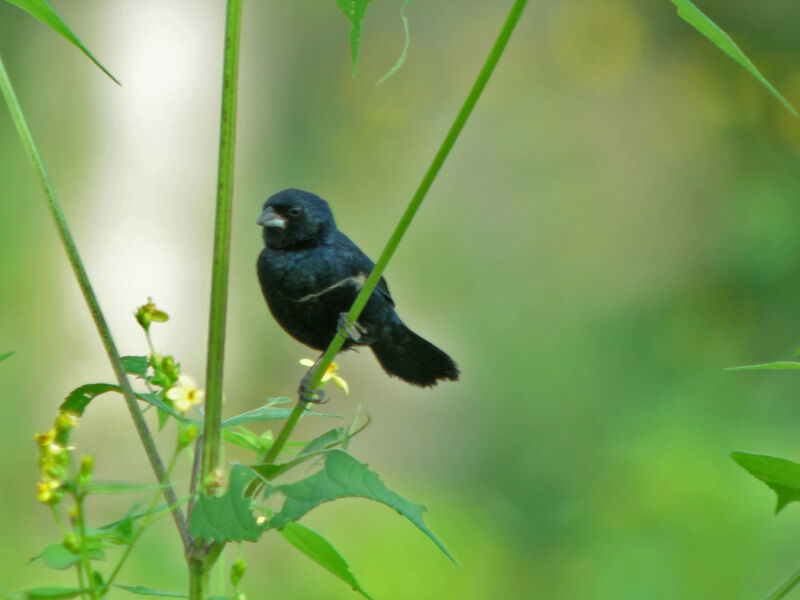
left=334, top=232, right=395, bottom=307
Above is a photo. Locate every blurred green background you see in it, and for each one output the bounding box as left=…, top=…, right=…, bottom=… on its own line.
left=2, top=0, right=800, bottom=598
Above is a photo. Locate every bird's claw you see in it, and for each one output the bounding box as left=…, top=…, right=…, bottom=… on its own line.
left=338, top=313, right=368, bottom=343
left=299, top=369, right=327, bottom=404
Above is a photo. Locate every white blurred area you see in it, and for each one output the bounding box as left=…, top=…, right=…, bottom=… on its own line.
left=76, top=1, right=224, bottom=372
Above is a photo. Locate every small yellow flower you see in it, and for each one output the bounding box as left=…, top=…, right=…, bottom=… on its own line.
left=36, top=479, right=61, bottom=504
left=299, top=358, right=349, bottom=395
left=54, top=411, right=79, bottom=434
left=166, top=375, right=205, bottom=414
left=34, top=429, right=56, bottom=448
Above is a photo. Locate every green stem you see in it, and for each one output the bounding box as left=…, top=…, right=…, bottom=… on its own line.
left=200, top=0, right=244, bottom=492
left=0, top=54, right=191, bottom=552
left=307, top=0, right=529, bottom=391
left=74, top=492, right=99, bottom=600
left=265, top=0, right=530, bottom=460
left=766, top=567, right=800, bottom=600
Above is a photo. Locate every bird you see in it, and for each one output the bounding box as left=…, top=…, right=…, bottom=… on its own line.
left=256, top=188, right=458, bottom=399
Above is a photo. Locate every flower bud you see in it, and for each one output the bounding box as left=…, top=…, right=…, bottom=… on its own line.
left=178, top=423, right=199, bottom=448
left=136, top=298, right=168, bottom=331
left=230, top=558, right=246, bottom=587
left=63, top=533, right=80, bottom=554
left=78, top=455, right=94, bottom=485
left=36, top=479, right=62, bottom=505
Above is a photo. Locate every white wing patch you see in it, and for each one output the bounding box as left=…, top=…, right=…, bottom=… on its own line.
left=291, top=274, right=366, bottom=303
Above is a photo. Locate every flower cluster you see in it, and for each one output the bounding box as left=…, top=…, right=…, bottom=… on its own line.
left=33, top=410, right=80, bottom=505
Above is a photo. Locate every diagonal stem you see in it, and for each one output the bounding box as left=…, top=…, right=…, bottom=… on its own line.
left=0, top=53, right=191, bottom=552
left=263, top=0, right=530, bottom=464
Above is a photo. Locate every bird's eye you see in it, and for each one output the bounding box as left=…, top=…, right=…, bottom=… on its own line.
left=288, top=205, right=302, bottom=217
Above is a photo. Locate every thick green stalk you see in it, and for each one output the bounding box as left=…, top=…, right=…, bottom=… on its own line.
left=200, top=0, right=243, bottom=491
left=264, top=0, right=530, bottom=462
left=0, top=53, right=191, bottom=552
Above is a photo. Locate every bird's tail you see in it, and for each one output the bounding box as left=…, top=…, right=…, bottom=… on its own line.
left=370, top=323, right=459, bottom=387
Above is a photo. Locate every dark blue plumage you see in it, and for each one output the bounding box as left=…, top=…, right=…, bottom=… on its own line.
left=256, top=189, right=459, bottom=387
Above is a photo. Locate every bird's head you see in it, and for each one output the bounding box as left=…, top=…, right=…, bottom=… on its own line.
left=258, top=189, right=336, bottom=249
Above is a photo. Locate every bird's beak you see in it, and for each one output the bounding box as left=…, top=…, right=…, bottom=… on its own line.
left=257, top=206, right=286, bottom=229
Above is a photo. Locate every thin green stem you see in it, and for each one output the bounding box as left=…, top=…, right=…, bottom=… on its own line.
left=264, top=0, right=529, bottom=461
left=0, top=54, right=191, bottom=552
left=73, top=492, right=99, bottom=600
left=307, top=0, right=529, bottom=392
left=766, top=567, right=800, bottom=600
left=200, top=0, right=244, bottom=492
left=105, top=447, right=182, bottom=589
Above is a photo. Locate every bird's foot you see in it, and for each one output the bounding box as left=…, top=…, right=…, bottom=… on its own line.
left=338, top=313, right=368, bottom=343
left=299, top=363, right=327, bottom=405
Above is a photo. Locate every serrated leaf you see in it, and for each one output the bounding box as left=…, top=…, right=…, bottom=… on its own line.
left=335, top=0, right=372, bottom=75
left=4, top=0, right=119, bottom=84
left=670, top=0, right=796, bottom=116
left=726, top=362, right=800, bottom=371
left=280, top=521, right=372, bottom=599
left=271, top=450, right=457, bottom=564
left=23, top=588, right=92, bottom=600
left=189, top=464, right=263, bottom=542
left=376, top=0, right=412, bottom=85
left=121, top=356, right=149, bottom=378
left=0, top=351, right=14, bottom=363
left=732, top=451, right=800, bottom=513
left=60, top=383, right=120, bottom=415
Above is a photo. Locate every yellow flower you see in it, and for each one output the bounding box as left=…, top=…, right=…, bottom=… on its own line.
left=299, top=359, right=349, bottom=395
left=36, top=479, right=61, bottom=504
left=34, top=429, right=56, bottom=448
left=166, top=375, right=205, bottom=413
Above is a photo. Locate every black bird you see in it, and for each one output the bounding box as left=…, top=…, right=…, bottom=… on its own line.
left=256, top=189, right=459, bottom=396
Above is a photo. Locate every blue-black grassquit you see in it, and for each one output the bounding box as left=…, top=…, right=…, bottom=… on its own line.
left=256, top=189, right=459, bottom=389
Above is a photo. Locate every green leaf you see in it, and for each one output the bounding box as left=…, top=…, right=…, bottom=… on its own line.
left=335, top=0, right=372, bottom=75
left=114, top=586, right=183, bottom=598
left=4, top=0, right=119, bottom=84
left=301, top=427, right=347, bottom=456
left=726, top=362, right=800, bottom=371
left=60, top=383, right=120, bottom=415
left=670, top=0, right=796, bottom=116
left=121, top=356, right=149, bottom=378
left=23, top=588, right=92, bottom=600
left=223, top=427, right=273, bottom=454
left=114, top=587, right=228, bottom=600
left=35, top=544, right=103, bottom=571
left=0, top=351, right=14, bottom=363
left=280, top=521, right=372, bottom=599
left=251, top=428, right=347, bottom=481
left=731, top=451, right=800, bottom=513
left=222, top=401, right=341, bottom=427
left=82, top=481, right=165, bottom=495
left=135, top=391, right=184, bottom=420
left=376, top=0, right=412, bottom=85
left=270, top=450, right=457, bottom=564
left=189, top=464, right=263, bottom=542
